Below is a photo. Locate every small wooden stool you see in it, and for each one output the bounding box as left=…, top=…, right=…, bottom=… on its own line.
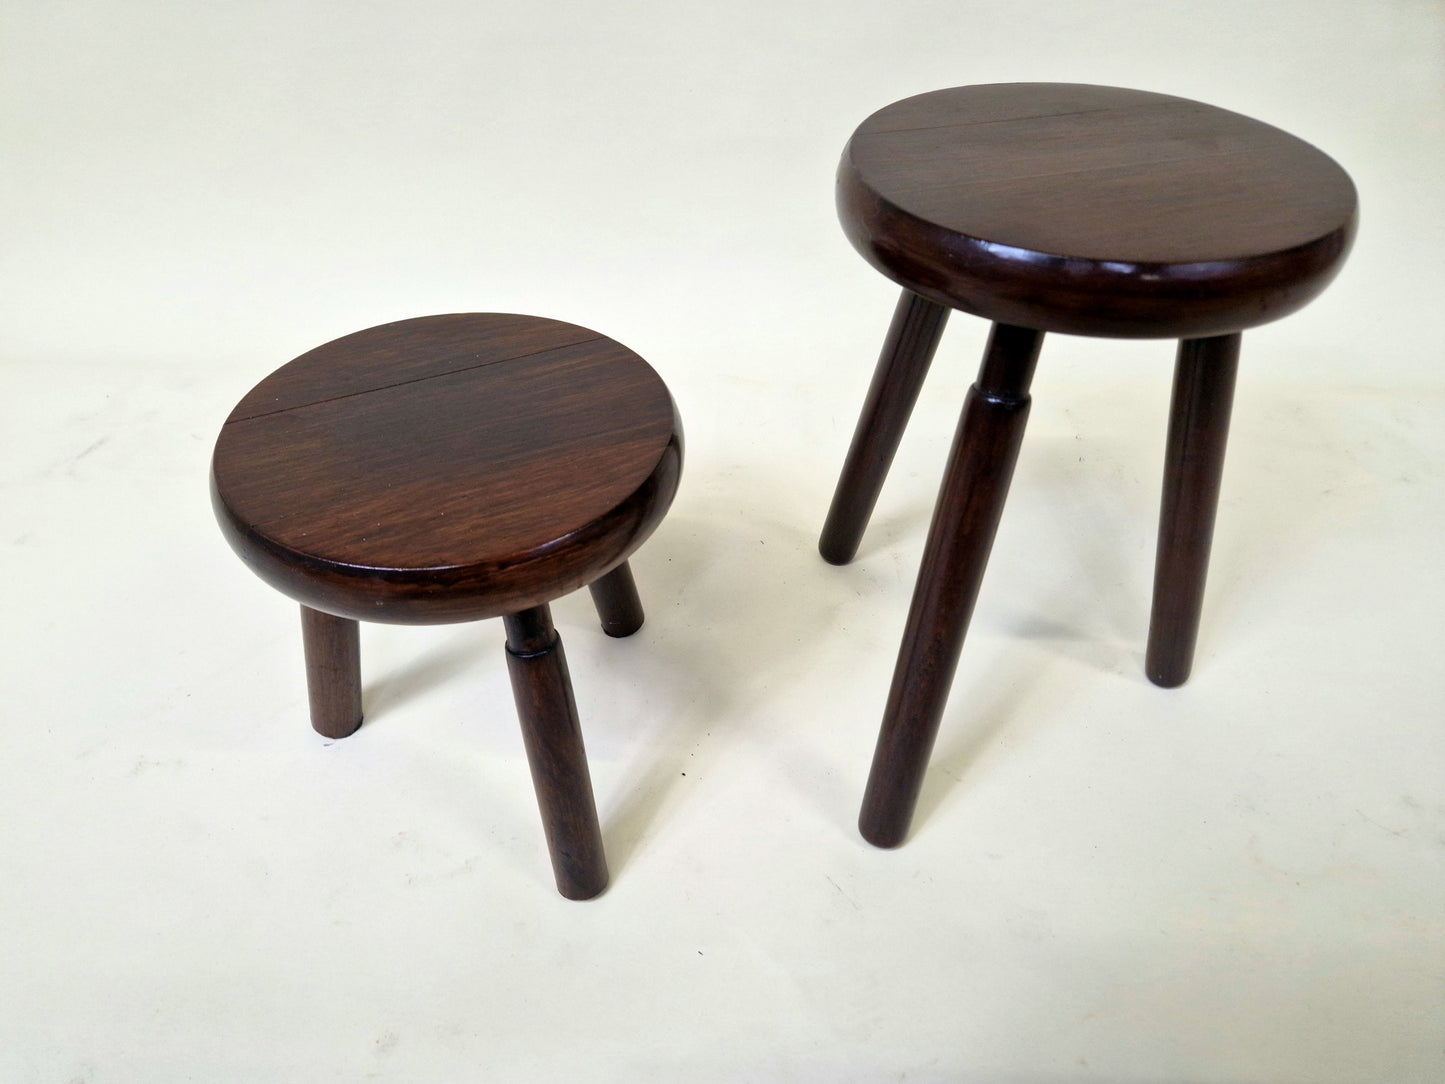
left=211, top=313, right=683, bottom=898
left=821, top=84, right=1356, bottom=847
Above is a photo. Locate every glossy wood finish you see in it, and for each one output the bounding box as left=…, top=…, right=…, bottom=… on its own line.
left=300, top=605, right=363, bottom=739
left=212, top=313, right=683, bottom=625
left=504, top=605, right=608, bottom=900
left=213, top=313, right=683, bottom=898
left=839, top=83, right=1357, bottom=339
left=859, top=325, right=1043, bottom=847
left=588, top=561, right=646, bottom=638
left=820, top=290, right=950, bottom=565
left=832, top=85, right=1356, bottom=847
left=1146, top=334, right=1242, bottom=688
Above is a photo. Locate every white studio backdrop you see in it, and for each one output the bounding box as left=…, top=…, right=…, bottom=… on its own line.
left=1, top=1, right=1441, bottom=1081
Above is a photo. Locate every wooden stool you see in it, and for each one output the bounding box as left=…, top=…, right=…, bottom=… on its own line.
left=211, top=313, right=683, bottom=898
left=820, top=84, right=1356, bottom=847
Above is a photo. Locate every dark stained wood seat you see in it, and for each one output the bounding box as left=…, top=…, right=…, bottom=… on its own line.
left=212, top=313, right=683, bottom=899
left=821, top=84, right=1356, bottom=848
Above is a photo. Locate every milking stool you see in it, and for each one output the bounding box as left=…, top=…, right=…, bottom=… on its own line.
left=212, top=313, right=683, bottom=897
left=819, top=84, right=1356, bottom=847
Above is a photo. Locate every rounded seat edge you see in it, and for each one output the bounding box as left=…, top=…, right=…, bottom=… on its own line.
left=210, top=424, right=683, bottom=626
left=836, top=141, right=1357, bottom=340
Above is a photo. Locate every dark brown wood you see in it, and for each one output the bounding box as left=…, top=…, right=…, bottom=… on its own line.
left=831, top=85, right=1357, bottom=848
left=213, top=313, right=682, bottom=899
left=504, top=605, right=609, bottom=900
left=588, top=561, right=645, bottom=637
left=838, top=83, right=1357, bottom=339
left=211, top=313, right=683, bottom=625
left=299, top=605, right=362, bottom=739
left=859, top=324, right=1043, bottom=847
left=1146, top=333, right=1242, bottom=687
left=820, top=290, right=950, bottom=565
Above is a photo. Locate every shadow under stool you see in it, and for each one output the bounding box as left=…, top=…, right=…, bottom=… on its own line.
left=211, top=313, right=684, bottom=898
left=819, top=83, right=1357, bottom=848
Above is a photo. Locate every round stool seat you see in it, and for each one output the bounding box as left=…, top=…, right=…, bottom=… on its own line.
left=211, top=313, right=683, bottom=625
left=837, top=82, right=1358, bottom=339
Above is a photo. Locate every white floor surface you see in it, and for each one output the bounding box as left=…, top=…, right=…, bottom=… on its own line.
left=2, top=2, right=1442, bottom=1080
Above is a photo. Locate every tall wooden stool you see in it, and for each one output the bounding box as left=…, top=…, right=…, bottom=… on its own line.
left=211, top=313, right=683, bottom=898
left=820, top=84, right=1356, bottom=847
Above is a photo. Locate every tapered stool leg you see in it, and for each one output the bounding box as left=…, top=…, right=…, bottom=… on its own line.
left=859, top=324, right=1044, bottom=847
left=504, top=605, right=608, bottom=900
left=820, top=290, right=951, bottom=565
left=588, top=561, right=645, bottom=637
left=1146, top=333, right=1242, bottom=688
left=300, top=606, right=362, bottom=739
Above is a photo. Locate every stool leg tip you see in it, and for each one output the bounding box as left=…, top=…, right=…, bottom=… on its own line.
left=600, top=615, right=644, bottom=638
left=819, top=535, right=857, bottom=566
left=312, top=714, right=363, bottom=740
left=1146, top=666, right=1190, bottom=689
left=1146, top=642, right=1193, bottom=688
left=858, top=813, right=909, bottom=850
left=557, top=870, right=610, bottom=901
left=300, top=606, right=363, bottom=740
left=588, top=562, right=645, bottom=638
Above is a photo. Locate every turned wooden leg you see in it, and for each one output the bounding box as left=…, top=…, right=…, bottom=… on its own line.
left=859, top=324, right=1044, bottom=848
left=820, top=290, right=951, bottom=565
left=504, top=605, right=608, bottom=900
left=588, top=560, right=645, bottom=638
left=300, top=605, right=362, bottom=739
left=1146, top=333, right=1242, bottom=688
